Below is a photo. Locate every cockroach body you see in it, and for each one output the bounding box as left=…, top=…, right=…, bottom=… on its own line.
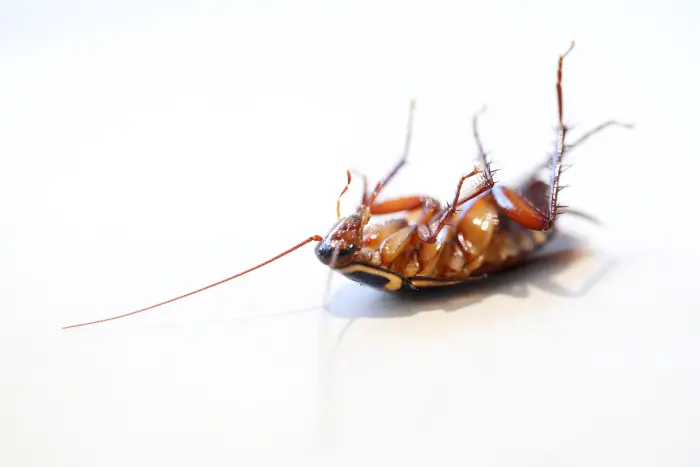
left=315, top=183, right=555, bottom=293
left=63, top=42, right=630, bottom=330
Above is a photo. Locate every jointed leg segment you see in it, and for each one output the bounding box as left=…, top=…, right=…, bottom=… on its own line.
left=366, top=41, right=620, bottom=236
left=366, top=108, right=496, bottom=245
left=418, top=167, right=493, bottom=243
left=366, top=168, right=493, bottom=258
left=518, top=119, right=633, bottom=189
left=370, top=195, right=438, bottom=215
left=490, top=41, right=578, bottom=231
left=364, top=99, right=417, bottom=206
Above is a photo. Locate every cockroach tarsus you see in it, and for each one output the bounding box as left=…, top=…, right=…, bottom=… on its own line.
left=62, top=41, right=632, bottom=330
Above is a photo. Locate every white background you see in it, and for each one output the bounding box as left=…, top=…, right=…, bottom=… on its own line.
left=1, top=1, right=699, bottom=465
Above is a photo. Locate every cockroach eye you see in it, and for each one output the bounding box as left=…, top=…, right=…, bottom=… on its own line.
left=314, top=241, right=357, bottom=266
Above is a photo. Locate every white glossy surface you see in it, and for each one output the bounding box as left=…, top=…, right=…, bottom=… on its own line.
left=2, top=1, right=699, bottom=465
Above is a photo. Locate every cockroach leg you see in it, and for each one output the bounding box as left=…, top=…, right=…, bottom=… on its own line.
left=370, top=195, right=440, bottom=215
left=62, top=235, right=324, bottom=329
left=491, top=41, right=578, bottom=231
left=366, top=99, right=416, bottom=205
left=556, top=41, right=575, bottom=124
left=336, top=169, right=352, bottom=219
left=412, top=110, right=498, bottom=244
left=566, top=120, right=634, bottom=150
left=519, top=120, right=633, bottom=186
left=491, top=185, right=552, bottom=230
left=361, top=195, right=442, bottom=257
left=375, top=196, right=445, bottom=263
left=472, top=106, right=496, bottom=181
left=453, top=107, right=498, bottom=207
left=349, top=169, right=370, bottom=206
left=419, top=167, right=494, bottom=243
left=415, top=107, right=500, bottom=243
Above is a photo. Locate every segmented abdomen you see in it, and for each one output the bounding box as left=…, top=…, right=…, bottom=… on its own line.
left=357, top=193, right=553, bottom=280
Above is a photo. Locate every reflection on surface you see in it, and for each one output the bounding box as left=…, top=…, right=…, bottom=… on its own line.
left=315, top=232, right=620, bottom=447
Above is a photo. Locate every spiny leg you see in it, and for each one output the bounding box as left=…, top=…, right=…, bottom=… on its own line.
left=418, top=167, right=494, bottom=243
left=454, top=107, right=499, bottom=209
left=491, top=41, right=578, bottom=231
left=362, top=195, right=442, bottom=255
left=518, top=120, right=633, bottom=189
left=446, top=109, right=503, bottom=246
left=415, top=109, right=500, bottom=243
left=567, top=120, right=634, bottom=150
left=511, top=45, right=632, bottom=227
left=512, top=118, right=632, bottom=226
left=365, top=99, right=416, bottom=206
left=371, top=169, right=491, bottom=260
left=471, top=107, right=498, bottom=185
left=545, top=41, right=575, bottom=225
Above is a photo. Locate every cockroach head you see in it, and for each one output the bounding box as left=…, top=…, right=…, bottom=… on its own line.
left=315, top=214, right=363, bottom=267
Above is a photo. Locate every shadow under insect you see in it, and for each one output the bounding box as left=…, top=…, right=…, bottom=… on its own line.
left=326, top=233, right=617, bottom=320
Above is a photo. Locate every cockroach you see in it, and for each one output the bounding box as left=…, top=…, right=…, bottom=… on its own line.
left=63, top=42, right=630, bottom=330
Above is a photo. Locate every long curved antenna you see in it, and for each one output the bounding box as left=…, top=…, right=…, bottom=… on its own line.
left=63, top=235, right=323, bottom=330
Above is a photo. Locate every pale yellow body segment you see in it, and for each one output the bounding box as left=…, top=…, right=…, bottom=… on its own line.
left=351, top=193, right=552, bottom=285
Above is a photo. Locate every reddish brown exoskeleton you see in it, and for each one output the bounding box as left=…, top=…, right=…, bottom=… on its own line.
left=63, top=42, right=630, bottom=329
